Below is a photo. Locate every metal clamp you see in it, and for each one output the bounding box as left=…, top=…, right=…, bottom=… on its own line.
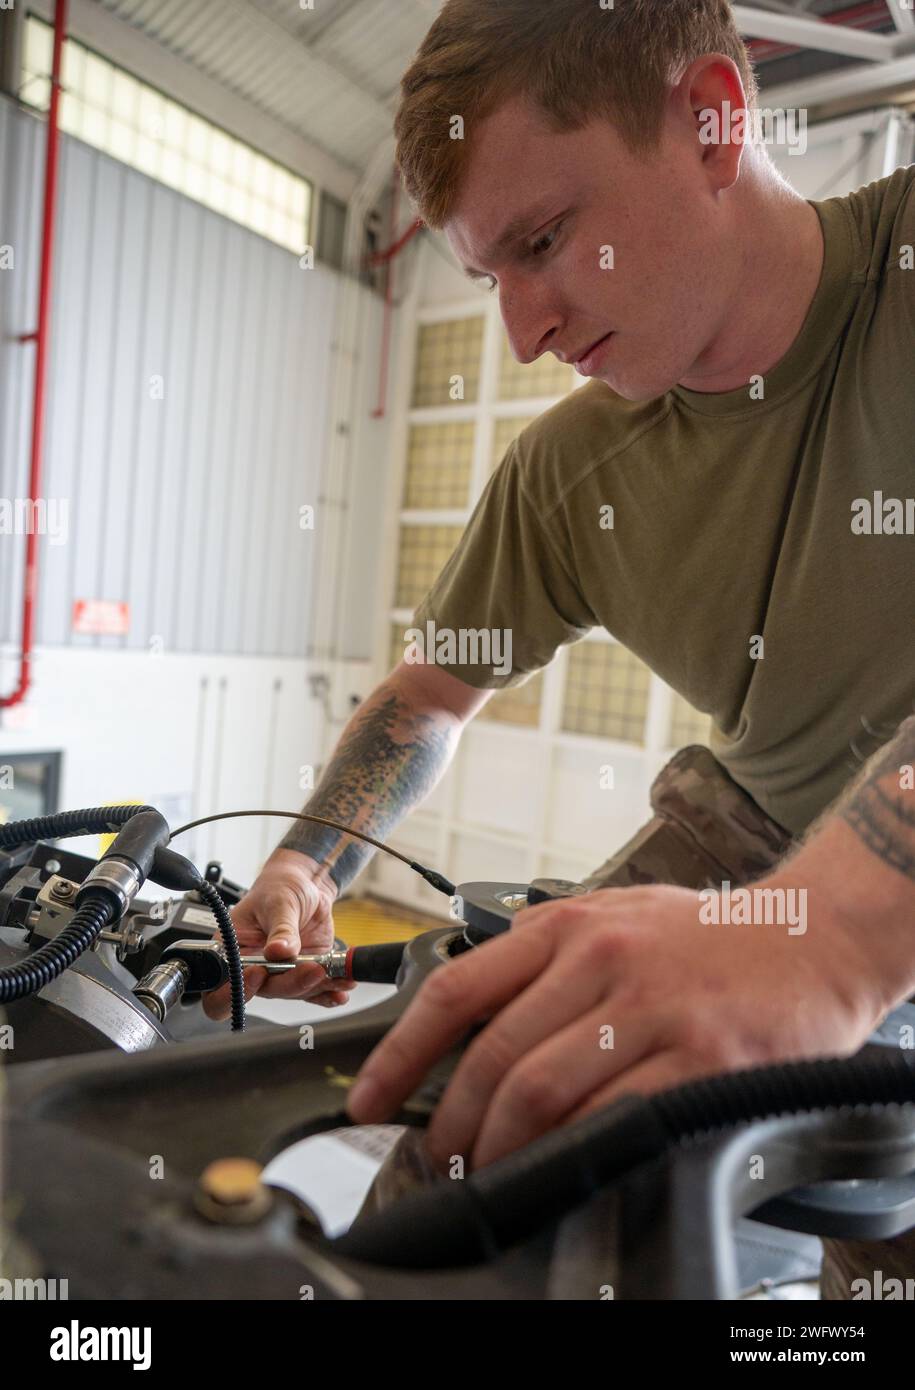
left=76, top=859, right=142, bottom=917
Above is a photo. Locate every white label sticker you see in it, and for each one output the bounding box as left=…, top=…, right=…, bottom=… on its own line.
left=182, top=905, right=217, bottom=929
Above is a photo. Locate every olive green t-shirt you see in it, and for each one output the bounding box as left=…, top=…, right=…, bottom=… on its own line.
left=412, top=164, right=915, bottom=836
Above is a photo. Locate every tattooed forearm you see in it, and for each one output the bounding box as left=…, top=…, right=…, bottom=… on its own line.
left=279, top=681, right=462, bottom=892
left=832, top=713, right=915, bottom=884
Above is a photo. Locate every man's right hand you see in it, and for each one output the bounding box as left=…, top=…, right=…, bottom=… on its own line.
left=202, top=849, right=356, bottom=1020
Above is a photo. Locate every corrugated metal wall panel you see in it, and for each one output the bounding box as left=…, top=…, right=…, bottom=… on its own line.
left=144, top=192, right=198, bottom=651
left=41, top=132, right=94, bottom=647
left=123, top=178, right=177, bottom=654
left=259, top=274, right=313, bottom=659
left=237, top=245, right=289, bottom=656
left=0, top=99, right=350, bottom=660
left=0, top=103, right=41, bottom=650
left=98, top=161, right=151, bottom=651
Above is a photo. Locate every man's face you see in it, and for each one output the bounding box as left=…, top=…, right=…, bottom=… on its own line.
left=444, top=88, right=740, bottom=402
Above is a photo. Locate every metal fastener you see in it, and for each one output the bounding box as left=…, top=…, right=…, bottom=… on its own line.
left=194, top=1158, right=272, bottom=1225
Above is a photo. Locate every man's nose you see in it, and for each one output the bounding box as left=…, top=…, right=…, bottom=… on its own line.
left=499, top=283, right=563, bottom=364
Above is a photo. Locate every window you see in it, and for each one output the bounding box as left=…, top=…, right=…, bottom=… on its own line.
left=395, top=525, right=464, bottom=610
left=498, top=336, right=576, bottom=400
left=477, top=673, right=544, bottom=729
left=317, top=191, right=347, bottom=272
left=21, top=15, right=312, bottom=256
left=403, top=423, right=475, bottom=511
left=391, top=311, right=582, bottom=729
left=669, top=693, right=712, bottom=749
left=561, top=642, right=652, bottom=744
left=411, top=317, right=485, bottom=408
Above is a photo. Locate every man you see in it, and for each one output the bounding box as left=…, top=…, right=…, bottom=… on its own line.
left=206, top=0, right=915, bottom=1295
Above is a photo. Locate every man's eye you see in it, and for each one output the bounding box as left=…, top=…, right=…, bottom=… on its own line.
left=481, top=223, right=562, bottom=292
left=529, top=223, right=562, bottom=258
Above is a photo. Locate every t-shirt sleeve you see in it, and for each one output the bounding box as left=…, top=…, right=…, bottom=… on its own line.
left=899, top=166, right=915, bottom=337
left=409, top=443, right=596, bottom=689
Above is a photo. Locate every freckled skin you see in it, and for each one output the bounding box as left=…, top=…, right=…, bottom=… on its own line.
left=443, top=61, right=823, bottom=401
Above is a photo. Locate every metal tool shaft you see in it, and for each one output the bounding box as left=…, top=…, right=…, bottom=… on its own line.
left=239, top=950, right=350, bottom=978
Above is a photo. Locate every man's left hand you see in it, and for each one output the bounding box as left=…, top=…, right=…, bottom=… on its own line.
left=346, top=877, right=887, bottom=1172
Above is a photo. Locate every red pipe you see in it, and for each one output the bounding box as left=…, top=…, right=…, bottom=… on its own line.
left=367, top=215, right=424, bottom=266
left=2, top=0, right=68, bottom=711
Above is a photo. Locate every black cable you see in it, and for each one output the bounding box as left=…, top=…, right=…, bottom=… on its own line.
left=0, top=801, right=445, bottom=1027
left=0, top=893, right=115, bottom=1003
left=334, top=1050, right=915, bottom=1269
left=0, top=806, right=247, bottom=1032
left=168, top=808, right=455, bottom=897
left=151, top=846, right=246, bottom=1034
left=0, top=805, right=153, bottom=1004
left=0, top=804, right=156, bottom=850
left=196, top=879, right=246, bottom=1033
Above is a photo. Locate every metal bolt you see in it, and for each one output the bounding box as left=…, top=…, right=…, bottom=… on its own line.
left=194, top=1158, right=272, bottom=1225
left=50, top=879, right=75, bottom=900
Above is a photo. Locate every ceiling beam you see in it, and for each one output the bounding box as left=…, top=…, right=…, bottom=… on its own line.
left=887, top=0, right=915, bottom=34
left=763, top=49, right=915, bottom=108
left=733, top=4, right=900, bottom=62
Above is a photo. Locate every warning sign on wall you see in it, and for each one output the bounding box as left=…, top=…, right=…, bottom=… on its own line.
left=72, top=600, right=130, bottom=636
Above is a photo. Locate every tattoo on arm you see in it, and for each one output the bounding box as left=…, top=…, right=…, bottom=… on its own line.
left=279, top=686, right=461, bottom=892
left=834, top=713, right=915, bottom=884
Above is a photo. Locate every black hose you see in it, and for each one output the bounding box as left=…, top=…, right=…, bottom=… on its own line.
left=651, top=1050, right=915, bottom=1132
left=0, top=804, right=156, bottom=851
left=0, top=806, right=245, bottom=1032
left=0, top=806, right=154, bottom=1003
left=195, top=878, right=246, bottom=1033
left=0, top=892, right=116, bottom=1003
left=333, top=1049, right=915, bottom=1269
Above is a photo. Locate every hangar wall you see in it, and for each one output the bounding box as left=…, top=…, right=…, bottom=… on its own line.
left=0, top=95, right=392, bottom=660
left=0, top=95, right=394, bottom=888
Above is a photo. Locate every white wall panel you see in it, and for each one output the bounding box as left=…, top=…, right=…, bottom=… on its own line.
left=0, top=643, right=376, bottom=890
left=546, top=743, right=661, bottom=867
left=456, top=724, right=545, bottom=840
left=0, top=96, right=388, bottom=664
left=449, top=832, right=530, bottom=892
